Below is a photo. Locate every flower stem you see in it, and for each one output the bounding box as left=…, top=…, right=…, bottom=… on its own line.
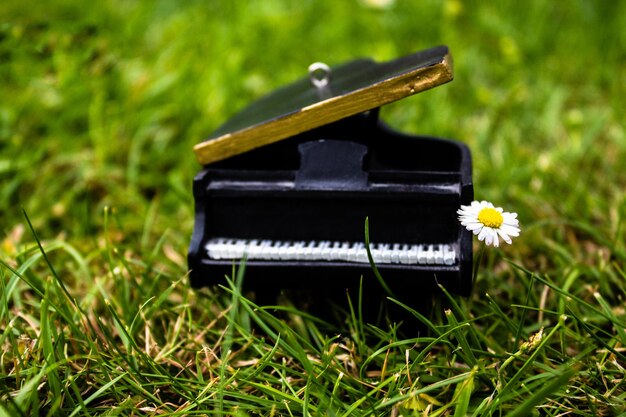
left=472, top=245, right=486, bottom=283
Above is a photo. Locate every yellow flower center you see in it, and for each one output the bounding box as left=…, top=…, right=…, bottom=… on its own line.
left=477, top=207, right=504, bottom=228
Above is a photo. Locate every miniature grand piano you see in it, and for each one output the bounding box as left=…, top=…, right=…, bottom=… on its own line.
left=188, top=45, right=474, bottom=302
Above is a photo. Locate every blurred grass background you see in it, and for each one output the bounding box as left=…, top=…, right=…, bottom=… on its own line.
left=1, top=0, right=626, bottom=415
left=2, top=0, right=624, bottom=248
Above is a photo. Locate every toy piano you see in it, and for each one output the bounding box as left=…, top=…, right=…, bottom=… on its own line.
left=188, top=45, right=474, bottom=302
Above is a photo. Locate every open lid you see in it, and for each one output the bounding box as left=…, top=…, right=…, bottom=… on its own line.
left=194, top=45, right=453, bottom=165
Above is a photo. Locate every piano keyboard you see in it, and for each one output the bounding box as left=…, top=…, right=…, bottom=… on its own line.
left=205, top=238, right=456, bottom=265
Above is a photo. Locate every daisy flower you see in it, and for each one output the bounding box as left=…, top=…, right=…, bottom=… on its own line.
left=457, top=200, right=520, bottom=247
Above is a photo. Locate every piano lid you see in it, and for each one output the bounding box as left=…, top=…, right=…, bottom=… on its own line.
left=193, top=45, right=453, bottom=165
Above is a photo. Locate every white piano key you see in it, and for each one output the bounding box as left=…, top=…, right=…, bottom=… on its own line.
left=247, top=239, right=262, bottom=257
left=417, top=245, right=428, bottom=264
left=245, top=239, right=257, bottom=256
left=304, top=241, right=317, bottom=261
left=409, top=245, right=420, bottom=265
left=356, top=242, right=369, bottom=263
left=331, top=241, right=342, bottom=261
left=213, top=238, right=228, bottom=259
left=205, top=242, right=217, bottom=258
left=399, top=244, right=410, bottom=264
left=269, top=241, right=282, bottom=260
left=338, top=242, right=350, bottom=261
left=293, top=241, right=306, bottom=259
left=259, top=240, right=272, bottom=260
left=443, top=244, right=456, bottom=265
left=347, top=242, right=359, bottom=262
left=228, top=239, right=243, bottom=259
left=425, top=245, right=435, bottom=264
left=232, top=239, right=245, bottom=259
left=277, top=241, right=290, bottom=260
left=391, top=243, right=401, bottom=264
left=380, top=243, right=391, bottom=264
left=320, top=241, right=332, bottom=261
left=434, top=244, right=444, bottom=265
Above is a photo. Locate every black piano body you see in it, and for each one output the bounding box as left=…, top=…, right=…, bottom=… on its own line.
left=188, top=46, right=474, bottom=309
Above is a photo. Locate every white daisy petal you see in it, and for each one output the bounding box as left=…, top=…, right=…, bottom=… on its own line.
left=477, top=227, right=489, bottom=242
left=491, top=229, right=501, bottom=246
left=484, top=232, right=493, bottom=246
left=502, top=212, right=519, bottom=224
left=506, top=212, right=518, bottom=220
left=500, top=224, right=520, bottom=236
left=466, top=222, right=484, bottom=232
left=496, top=228, right=512, bottom=244
left=459, top=211, right=478, bottom=217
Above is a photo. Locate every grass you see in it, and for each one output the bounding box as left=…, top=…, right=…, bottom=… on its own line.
left=1, top=0, right=626, bottom=415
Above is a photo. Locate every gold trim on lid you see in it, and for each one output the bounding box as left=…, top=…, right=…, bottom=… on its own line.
left=194, top=51, right=453, bottom=165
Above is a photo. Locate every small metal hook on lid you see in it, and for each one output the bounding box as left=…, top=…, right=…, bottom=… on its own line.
left=308, top=62, right=332, bottom=89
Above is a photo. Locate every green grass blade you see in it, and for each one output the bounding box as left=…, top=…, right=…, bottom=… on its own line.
left=364, top=217, right=394, bottom=297
left=453, top=366, right=476, bottom=417
left=504, top=368, right=575, bottom=417
left=68, top=373, right=128, bottom=417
